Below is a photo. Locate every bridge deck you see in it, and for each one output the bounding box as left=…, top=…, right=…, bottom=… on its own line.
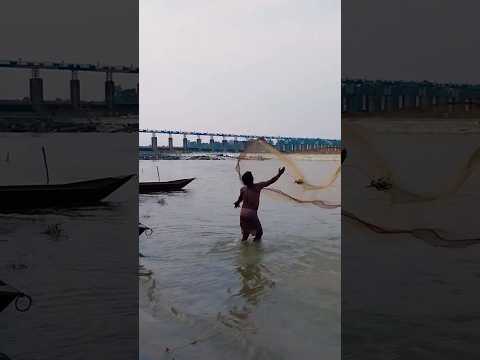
left=0, top=60, right=138, bottom=74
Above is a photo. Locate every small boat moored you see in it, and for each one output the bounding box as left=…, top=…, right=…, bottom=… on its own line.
left=139, top=177, right=195, bottom=194
left=0, top=174, right=135, bottom=212
left=0, top=281, right=32, bottom=312
left=139, top=223, right=152, bottom=236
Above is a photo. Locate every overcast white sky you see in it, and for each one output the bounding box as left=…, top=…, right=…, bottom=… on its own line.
left=140, top=0, right=340, bottom=143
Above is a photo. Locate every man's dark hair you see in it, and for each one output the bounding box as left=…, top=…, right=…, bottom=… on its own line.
left=242, top=171, right=254, bottom=187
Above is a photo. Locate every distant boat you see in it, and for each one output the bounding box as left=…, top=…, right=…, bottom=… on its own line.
left=0, top=174, right=135, bottom=212
left=139, top=177, right=195, bottom=193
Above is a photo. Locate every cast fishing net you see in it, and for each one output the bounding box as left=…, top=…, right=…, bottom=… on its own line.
left=235, top=139, right=341, bottom=209
left=342, top=120, right=480, bottom=246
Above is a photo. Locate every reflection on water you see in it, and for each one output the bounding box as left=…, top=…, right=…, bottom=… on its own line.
left=139, top=159, right=340, bottom=360
left=234, top=245, right=274, bottom=306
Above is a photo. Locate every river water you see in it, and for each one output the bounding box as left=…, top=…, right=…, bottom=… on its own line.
left=0, top=133, right=138, bottom=359
left=139, top=157, right=341, bottom=360
left=342, top=119, right=480, bottom=359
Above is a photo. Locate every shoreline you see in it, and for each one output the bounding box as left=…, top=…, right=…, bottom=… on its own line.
left=139, top=153, right=341, bottom=161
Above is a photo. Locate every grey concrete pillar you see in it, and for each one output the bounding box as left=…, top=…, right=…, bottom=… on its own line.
left=29, top=71, right=44, bottom=110
left=70, top=78, right=80, bottom=109
left=151, top=135, right=157, bottom=150
left=105, top=71, right=114, bottom=110
left=105, top=80, right=115, bottom=110
left=168, top=135, right=174, bottom=151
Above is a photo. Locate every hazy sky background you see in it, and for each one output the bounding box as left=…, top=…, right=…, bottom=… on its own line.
left=140, top=0, right=340, bottom=144
left=343, top=0, right=480, bottom=83
left=0, top=1, right=138, bottom=101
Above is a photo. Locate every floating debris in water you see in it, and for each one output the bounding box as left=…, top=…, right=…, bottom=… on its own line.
left=157, top=198, right=167, bottom=206
left=366, top=177, right=393, bottom=191
left=43, top=223, right=66, bottom=241
left=6, top=264, right=28, bottom=271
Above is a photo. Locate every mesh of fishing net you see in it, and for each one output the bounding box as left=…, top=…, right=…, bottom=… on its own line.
left=342, top=120, right=480, bottom=246
left=235, top=139, right=341, bottom=209
left=343, top=121, right=480, bottom=204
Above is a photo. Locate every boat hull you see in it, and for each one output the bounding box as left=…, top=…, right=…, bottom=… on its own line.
left=0, top=281, right=22, bottom=312
left=139, top=223, right=150, bottom=236
left=0, top=174, right=135, bottom=212
left=139, top=177, right=195, bottom=193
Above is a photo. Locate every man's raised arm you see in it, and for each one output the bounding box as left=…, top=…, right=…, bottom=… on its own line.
left=258, top=167, right=285, bottom=188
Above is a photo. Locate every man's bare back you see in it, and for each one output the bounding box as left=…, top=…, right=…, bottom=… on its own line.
left=240, top=184, right=262, bottom=210
left=234, top=167, right=285, bottom=241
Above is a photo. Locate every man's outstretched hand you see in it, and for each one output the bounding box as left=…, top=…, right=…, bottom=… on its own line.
left=234, top=201, right=240, bottom=208
left=278, top=167, right=286, bottom=176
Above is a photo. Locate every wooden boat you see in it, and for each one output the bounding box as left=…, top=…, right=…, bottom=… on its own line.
left=0, top=174, right=135, bottom=211
left=0, top=280, right=31, bottom=312
left=139, top=223, right=150, bottom=236
left=139, top=177, right=195, bottom=193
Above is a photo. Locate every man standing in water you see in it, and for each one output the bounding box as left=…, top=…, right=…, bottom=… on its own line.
left=234, top=167, right=286, bottom=242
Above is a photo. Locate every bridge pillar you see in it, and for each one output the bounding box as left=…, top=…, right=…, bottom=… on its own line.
left=151, top=133, right=158, bottom=159
left=168, top=134, right=174, bottom=151
left=361, top=94, right=368, bottom=111
left=342, top=96, right=347, bottom=112
left=397, top=95, right=405, bottom=110
left=183, top=134, right=188, bottom=152
left=465, top=98, right=471, bottom=112
left=233, top=137, right=239, bottom=152
left=105, top=71, right=115, bottom=110
left=151, top=134, right=157, bottom=150
left=222, top=137, right=227, bottom=153
left=448, top=97, right=455, bottom=112
left=29, top=68, right=43, bottom=111
left=197, top=136, right=202, bottom=145
left=210, top=136, right=215, bottom=152
left=70, top=71, right=80, bottom=109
